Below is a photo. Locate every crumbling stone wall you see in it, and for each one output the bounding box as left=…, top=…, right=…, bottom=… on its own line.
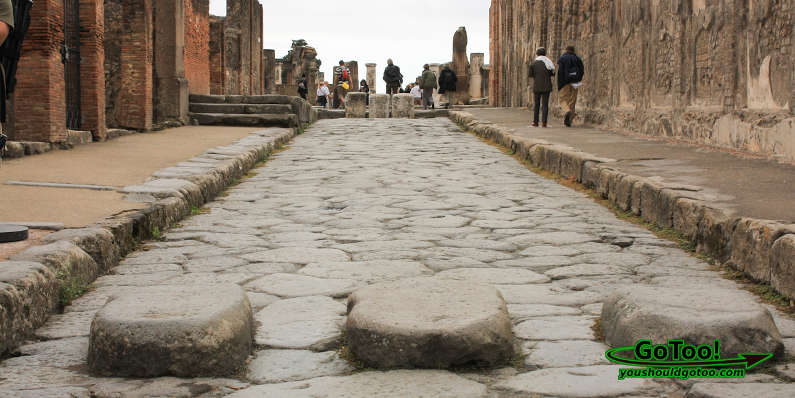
left=490, top=0, right=795, bottom=162
left=275, top=42, right=320, bottom=104
left=222, top=0, right=263, bottom=95
left=209, top=15, right=225, bottom=95
left=184, top=0, right=210, bottom=95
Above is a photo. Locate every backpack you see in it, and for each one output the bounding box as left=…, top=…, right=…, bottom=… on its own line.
left=341, top=68, right=349, bottom=81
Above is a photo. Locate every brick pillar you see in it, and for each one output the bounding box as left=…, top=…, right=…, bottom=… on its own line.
left=184, top=0, right=210, bottom=95
left=12, top=0, right=66, bottom=142
left=209, top=16, right=225, bottom=95
left=117, top=0, right=153, bottom=130
left=153, top=0, right=188, bottom=124
left=226, top=0, right=250, bottom=95
left=79, top=0, right=106, bottom=140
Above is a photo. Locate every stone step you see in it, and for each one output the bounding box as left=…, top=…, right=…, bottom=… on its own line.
left=189, top=94, right=292, bottom=105
left=189, top=113, right=298, bottom=128
left=189, top=103, right=294, bottom=115
left=88, top=284, right=253, bottom=377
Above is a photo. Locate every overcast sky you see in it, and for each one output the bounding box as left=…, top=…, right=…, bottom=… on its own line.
left=209, top=0, right=490, bottom=89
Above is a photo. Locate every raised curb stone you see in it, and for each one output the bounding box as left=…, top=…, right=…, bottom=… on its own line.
left=345, top=278, right=514, bottom=368
left=344, top=92, right=367, bottom=118
left=88, top=284, right=253, bottom=377
left=370, top=94, right=390, bottom=118
left=602, top=286, right=784, bottom=356
left=391, top=94, right=415, bottom=118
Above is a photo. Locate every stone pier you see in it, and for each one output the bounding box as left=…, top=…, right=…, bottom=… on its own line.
left=391, top=94, right=414, bottom=118
left=452, top=27, right=470, bottom=105
left=469, top=53, right=484, bottom=100
left=153, top=0, right=189, bottom=124
left=345, top=93, right=367, bottom=118
left=370, top=94, right=390, bottom=118
left=366, top=63, right=376, bottom=93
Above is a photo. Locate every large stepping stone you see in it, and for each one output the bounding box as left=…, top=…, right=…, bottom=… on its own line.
left=88, top=284, right=253, bottom=377
left=345, top=278, right=513, bottom=368
left=602, top=286, right=784, bottom=356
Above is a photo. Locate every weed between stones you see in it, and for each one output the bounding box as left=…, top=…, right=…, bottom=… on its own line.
left=56, top=270, right=89, bottom=307
left=464, top=129, right=795, bottom=315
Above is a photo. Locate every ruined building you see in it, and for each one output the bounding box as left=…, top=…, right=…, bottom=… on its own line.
left=429, top=27, right=491, bottom=105
left=273, top=40, right=321, bottom=104
left=489, top=0, right=795, bottom=162
left=7, top=0, right=265, bottom=144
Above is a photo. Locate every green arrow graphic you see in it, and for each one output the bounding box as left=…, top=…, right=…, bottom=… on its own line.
left=606, top=346, right=773, bottom=370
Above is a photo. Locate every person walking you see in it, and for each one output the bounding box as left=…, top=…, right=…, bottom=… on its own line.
left=420, top=64, right=437, bottom=110
left=333, top=60, right=352, bottom=109
left=410, top=83, right=422, bottom=105
left=528, top=48, right=555, bottom=128
left=438, top=66, right=457, bottom=108
left=557, top=45, right=584, bottom=127
left=317, top=81, right=330, bottom=108
left=383, top=59, right=403, bottom=95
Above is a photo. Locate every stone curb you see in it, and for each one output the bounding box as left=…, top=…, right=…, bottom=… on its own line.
left=448, top=111, right=795, bottom=300
left=0, top=127, right=298, bottom=355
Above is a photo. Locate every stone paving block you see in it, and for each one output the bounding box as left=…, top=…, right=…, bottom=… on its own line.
left=254, top=295, right=345, bottom=350
left=686, top=383, right=795, bottom=398
left=524, top=340, right=610, bottom=368
left=245, top=273, right=358, bottom=297
left=436, top=267, right=550, bottom=284
left=228, top=370, right=488, bottom=398
left=88, top=284, right=253, bottom=377
left=602, top=286, right=784, bottom=357
left=515, top=316, right=596, bottom=340
left=345, top=278, right=514, bottom=368
left=299, top=260, right=432, bottom=282
left=495, top=365, right=654, bottom=397
left=247, top=349, right=353, bottom=383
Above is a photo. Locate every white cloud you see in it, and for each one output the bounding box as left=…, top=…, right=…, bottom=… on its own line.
left=208, top=0, right=489, bottom=91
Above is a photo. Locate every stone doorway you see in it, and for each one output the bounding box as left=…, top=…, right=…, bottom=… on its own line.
left=63, top=0, right=82, bottom=130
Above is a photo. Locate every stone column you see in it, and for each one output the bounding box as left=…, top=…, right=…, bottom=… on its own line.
left=370, top=94, right=390, bottom=118
left=392, top=93, right=415, bottom=118
left=469, top=53, right=484, bottom=99
left=345, top=93, right=367, bottom=118
left=153, top=0, right=189, bottom=124
left=366, top=63, right=377, bottom=93
left=263, top=49, right=276, bottom=94
left=346, top=61, right=359, bottom=91
left=274, top=61, right=283, bottom=87
left=430, top=63, right=442, bottom=106
left=453, top=27, right=470, bottom=105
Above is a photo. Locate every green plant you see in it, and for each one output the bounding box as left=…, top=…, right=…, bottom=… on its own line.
left=56, top=271, right=88, bottom=307
left=151, top=226, right=161, bottom=240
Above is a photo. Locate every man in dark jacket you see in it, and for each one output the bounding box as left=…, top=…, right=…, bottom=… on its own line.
left=528, top=48, right=555, bottom=127
left=438, top=66, right=457, bottom=107
left=557, top=46, right=584, bottom=127
left=383, top=59, right=403, bottom=95
left=419, top=64, right=437, bottom=110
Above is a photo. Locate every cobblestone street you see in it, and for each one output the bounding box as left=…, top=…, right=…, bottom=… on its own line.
left=1, top=118, right=793, bottom=397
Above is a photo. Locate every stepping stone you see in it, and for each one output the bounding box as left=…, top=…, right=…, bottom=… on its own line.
left=228, top=370, right=488, bottom=398
left=345, top=278, right=514, bottom=368
left=88, top=284, right=253, bottom=377
left=602, top=286, right=784, bottom=356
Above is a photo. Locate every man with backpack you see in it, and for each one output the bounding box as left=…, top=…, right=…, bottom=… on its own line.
left=383, top=59, right=403, bottom=95
left=419, top=64, right=437, bottom=110
left=438, top=66, right=457, bottom=108
left=333, top=60, right=352, bottom=109
left=557, top=45, right=584, bottom=127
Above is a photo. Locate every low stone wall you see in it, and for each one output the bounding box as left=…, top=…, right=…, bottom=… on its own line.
left=0, top=127, right=298, bottom=355
left=449, top=111, right=795, bottom=300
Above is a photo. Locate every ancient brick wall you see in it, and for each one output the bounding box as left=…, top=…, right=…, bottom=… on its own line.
left=209, top=15, right=225, bottom=95
left=184, top=0, right=210, bottom=95
left=490, top=0, right=795, bottom=162
left=11, top=0, right=66, bottom=142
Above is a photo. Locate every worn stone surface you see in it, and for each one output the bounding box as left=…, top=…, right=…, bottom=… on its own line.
left=687, top=383, right=795, bottom=398
left=495, top=365, right=654, bottom=397
left=88, top=284, right=253, bottom=377
left=370, top=94, right=390, bottom=118
left=345, top=92, right=367, bottom=118
left=229, top=370, right=488, bottom=398
left=602, top=286, right=784, bottom=356
left=0, top=262, right=59, bottom=354
left=3, top=118, right=793, bottom=394
left=346, top=278, right=514, bottom=368
left=391, top=94, right=415, bottom=118
left=254, top=296, right=345, bottom=350
left=247, top=349, right=353, bottom=383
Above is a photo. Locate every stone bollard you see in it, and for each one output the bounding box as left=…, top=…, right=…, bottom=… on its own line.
left=370, top=94, right=390, bottom=118
left=345, top=92, right=367, bottom=118
left=391, top=94, right=415, bottom=119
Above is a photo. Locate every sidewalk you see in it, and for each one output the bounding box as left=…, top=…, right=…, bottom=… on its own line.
left=464, top=108, right=794, bottom=223
left=0, top=126, right=260, bottom=259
